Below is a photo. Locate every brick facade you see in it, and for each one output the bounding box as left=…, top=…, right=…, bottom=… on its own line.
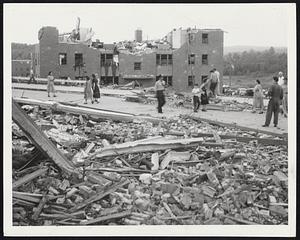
left=33, top=26, right=224, bottom=92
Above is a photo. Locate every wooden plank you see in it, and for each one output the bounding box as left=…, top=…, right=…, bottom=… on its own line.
left=13, top=167, right=48, bottom=189
left=13, top=97, right=162, bottom=124
left=187, top=115, right=287, bottom=138
left=80, top=210, right=131, bottom=225
left=12, top=99, right=78, bottom=176
left=32, top=192, right=48, bottom=221
left=90, top=137, right=223, bottom=160
left=69, top=179, right=130, bottom=212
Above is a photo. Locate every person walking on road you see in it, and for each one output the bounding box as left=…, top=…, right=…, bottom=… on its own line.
left=47, top=71, right=57, bottom=97
left=154, top=75, right=166, bottom=114
left=281, top=77, right=288, bottom=118
left=28, top=68, right=36, bottom=84
left=91, top=73, right=100, bottom=103
left=252, top=79, right=264, bottom=114
left=262, top=76, right=283, bottom=128
left=192, top=83, right=201, bottom=112
left=84, top=76, right=94, bottom=104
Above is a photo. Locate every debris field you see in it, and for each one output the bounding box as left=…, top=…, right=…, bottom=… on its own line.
left=12, top=100, right=288, bottom=226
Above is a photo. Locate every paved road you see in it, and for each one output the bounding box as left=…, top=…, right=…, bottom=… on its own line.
left=12, top=88, right=288, bottom=135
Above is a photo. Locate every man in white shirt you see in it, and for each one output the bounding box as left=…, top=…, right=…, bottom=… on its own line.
left=278, top=71, right=285, bottom=86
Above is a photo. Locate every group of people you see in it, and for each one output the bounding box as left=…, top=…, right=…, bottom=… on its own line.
left=83, top=73, right=101, bottom=104
left=154, top=68, right=220, bottom=114
left=251, top=71, right=288, bottom=127
left=46, top=72, right=101, bottom=104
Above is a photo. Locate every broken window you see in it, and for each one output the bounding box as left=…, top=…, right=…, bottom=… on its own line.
left=75, top=53, right=83, bottom=67
left=202, top=54, right=208, bottom=65
left=156, top=54, right=160, bottom=65
left=167, top=76, right=173, bottom=86
left=168, top=54, right=173, bottom=65
left=202, top=33, right=208, bottom=44
left=100, top=54, right=106, bottom=65
left=161, top=55, right=168, bottom=66
left=201, top=75, right=208, bottom=83
left=134, top=62, right=141, bottom=70
left=188, top=75, right=195, bottom=86
left=59, top=53, right=67, bottom=65
left=188, top=54, right=195, bottom=65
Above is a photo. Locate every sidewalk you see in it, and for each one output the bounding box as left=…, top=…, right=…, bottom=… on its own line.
left=12, top=83, right=137, bottom=97
left=12, top=88, right=288, bottom=135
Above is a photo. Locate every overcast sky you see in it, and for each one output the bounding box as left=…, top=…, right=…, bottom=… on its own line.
left=4, top=3, right=294, bottom=47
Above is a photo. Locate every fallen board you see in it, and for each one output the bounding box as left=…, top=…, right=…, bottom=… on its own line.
left=12, top=99, right=78, bottom=176
left=90, top=137, right=223, bottom=160
left=13, top=97, right=163, bottom=124
left=188, top=115, right=287, bottom=138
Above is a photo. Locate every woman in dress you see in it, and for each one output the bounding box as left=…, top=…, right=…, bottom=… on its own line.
left=252, top=79, right=264, bottom=114
left=84, top=76, right=94, bottom=104
left=47, top=71, right=57, bottom=97
left=91, top=73, right=100, bottom=103
left=281, top=77, right=288, bottom=118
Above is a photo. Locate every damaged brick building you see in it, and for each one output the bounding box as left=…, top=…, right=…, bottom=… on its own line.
left=31, top=26, right=224, bottom=91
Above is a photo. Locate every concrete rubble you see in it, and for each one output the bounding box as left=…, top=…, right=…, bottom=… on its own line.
left=12, top=100, right=288, bottom=226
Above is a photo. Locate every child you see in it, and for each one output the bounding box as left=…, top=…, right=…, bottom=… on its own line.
left=200, top=80, right=209, bottom=111
left=192, top=83, right=201, bottom=112
left=84, top=76, right=94, bottom=104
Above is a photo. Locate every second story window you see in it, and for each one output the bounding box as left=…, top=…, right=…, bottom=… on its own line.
left=202, top=54, right=208, bottom=65
left=188, top=75, right=195, bottom=87
left=188, top=54, right=195, bottom=65
left=59, top=53, right=67, bottom=65
left=134, top=62, right=141, bottom=70
left=202, top=33, right=208, bottom=44
left=75, top=53, right=83, bottom=67
left=156, top=54, right=173, bottom=66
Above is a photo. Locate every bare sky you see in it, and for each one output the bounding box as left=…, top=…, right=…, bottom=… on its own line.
left=4, top=3, right=294, bottom=47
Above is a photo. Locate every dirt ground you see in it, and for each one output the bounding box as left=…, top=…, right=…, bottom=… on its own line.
left=12, top=88, right=288, bottom=134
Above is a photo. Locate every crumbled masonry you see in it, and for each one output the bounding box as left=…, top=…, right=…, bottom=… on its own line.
left=12, top=101, right=288, bottom=226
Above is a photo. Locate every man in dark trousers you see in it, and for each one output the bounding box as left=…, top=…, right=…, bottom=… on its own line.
left=262, top=76, right=283, bottom=127
left=154, top=75, right=166, bottom=113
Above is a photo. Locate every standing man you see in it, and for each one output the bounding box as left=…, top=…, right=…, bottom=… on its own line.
left=262, top=76, right=283, bottom=127
left=213, top=68, right=220, bottom=95
left=278, top=71, right=285, bottom=86
left=154, top=75, right=166, bottom=114
left=28, top=68, right=36, bottom=84
left=209, top=69, right=219, bottom=97
left=191, top=83, right=201, bottom=112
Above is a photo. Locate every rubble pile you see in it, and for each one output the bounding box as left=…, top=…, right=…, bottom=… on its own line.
left=116, top=39, right=171, bottom=56
left=12, top=104, right=288, bottom=226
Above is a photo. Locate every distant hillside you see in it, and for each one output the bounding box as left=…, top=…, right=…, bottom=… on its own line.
left=224, top=46, right=287, bottom=54
left=11, top=43, right=36, bottom=60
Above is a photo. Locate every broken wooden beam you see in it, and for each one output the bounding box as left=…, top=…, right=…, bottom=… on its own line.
left=89, top=137, right=223, bottom=160
left=12, top=99, right=79, bottom=176
left=13, top=167, right=48, bottom=189
left=80, top=210, right=131, bottom=225
left=32, top=192, right=48, bottom=221
left=69, top=179, right=130, bottom=212
left=13, top=97, right=163, bottom=124
left=186, top=115, right=287, bottom=138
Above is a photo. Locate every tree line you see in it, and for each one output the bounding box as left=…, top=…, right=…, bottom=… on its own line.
left=223, top=47, right=287, bottom=77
